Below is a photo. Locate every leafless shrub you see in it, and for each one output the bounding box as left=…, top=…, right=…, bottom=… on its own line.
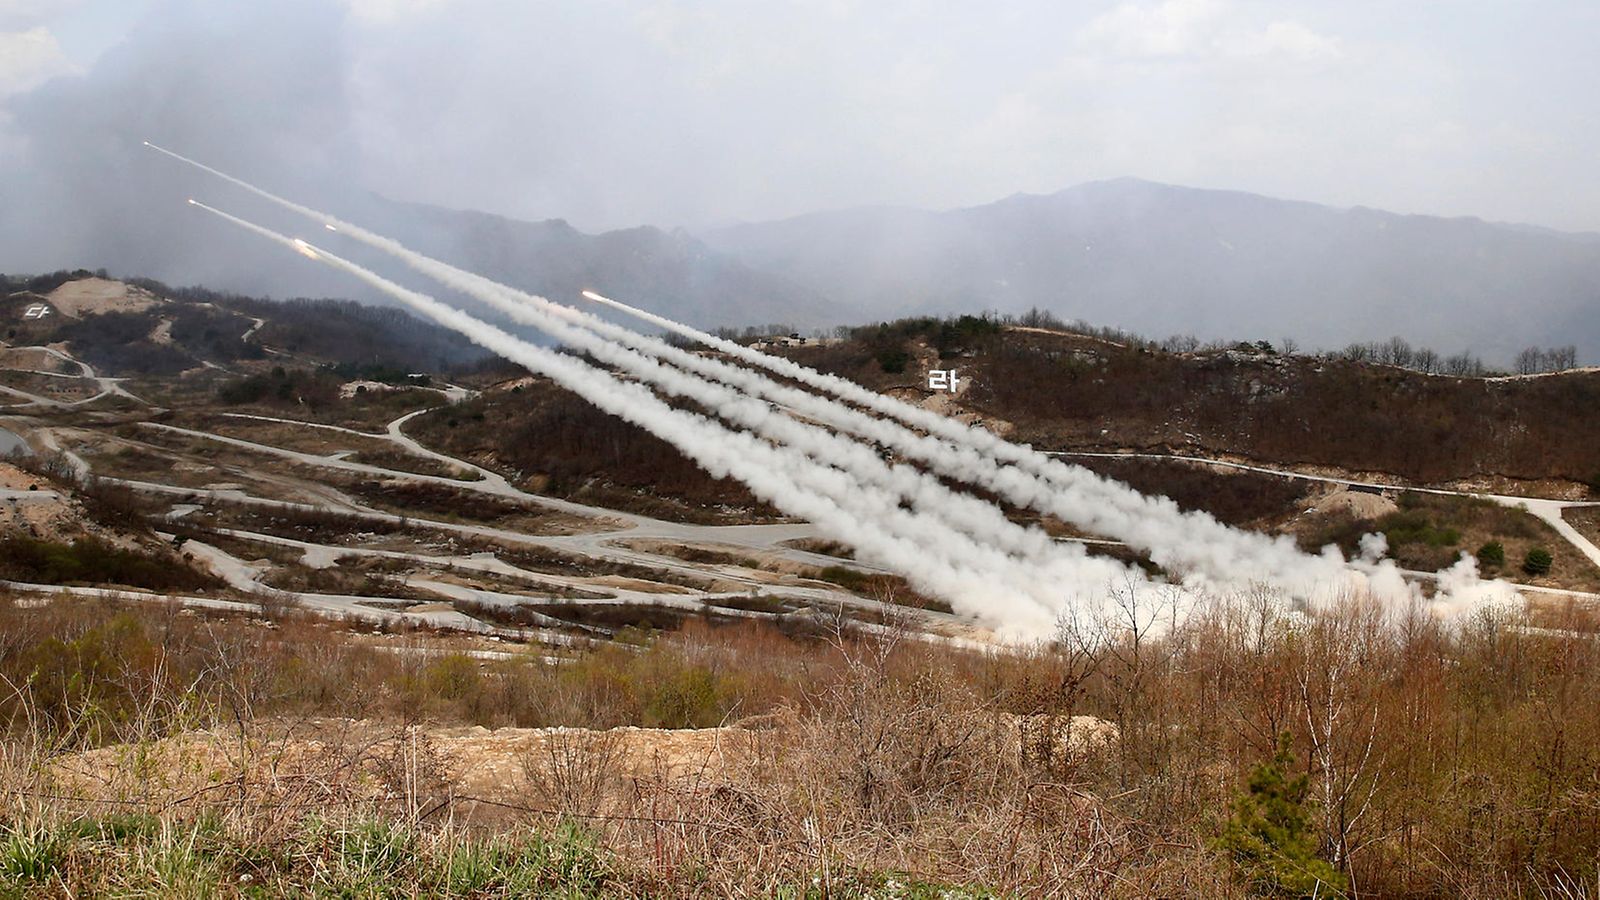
left=370, top=719, right=458, bottom=821
left=520, top=727, right=624, bottom=820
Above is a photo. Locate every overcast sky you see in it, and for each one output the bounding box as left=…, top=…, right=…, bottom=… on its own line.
left=3, top=0, right=1598, bottom=234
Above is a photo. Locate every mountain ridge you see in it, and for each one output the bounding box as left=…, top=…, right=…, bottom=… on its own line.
left=703, top=177, right=1600, bottom=363
left=714, top=177, right=1600, bottom=243
left=6, top=167, right=1596, bottom=362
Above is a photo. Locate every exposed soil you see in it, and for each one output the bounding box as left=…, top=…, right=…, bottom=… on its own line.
left=46, top=277, right=160, bottom=317
left=1563, top=506, right=1600, bottom=552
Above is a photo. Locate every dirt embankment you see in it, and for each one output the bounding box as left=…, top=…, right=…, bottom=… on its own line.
left=0, top=462, right=78, bottom=541
left=46, top=278, right=161, bottom=318
left=47, top=713, right=1117, bottom=822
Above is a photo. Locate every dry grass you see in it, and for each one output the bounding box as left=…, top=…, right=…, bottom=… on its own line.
left=1565, top=506, right=1600, bottom=547
left=259, top=559, right=448, bottom=603
left=0, top=371, right=97, bottom=403
left=780, top=537, right=857, bottom=560
left=339, top=480, right=600, bottom=535
left=1301, top=492, right=1600, bottom=592
left=3, top=590, right=1600, bottom=895
left=0, top=645, right=1212, bottom=897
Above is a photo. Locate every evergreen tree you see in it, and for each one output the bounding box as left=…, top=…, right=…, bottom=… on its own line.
left=1475, top=541, right=1505, bottom=570
left=1522, top=547, right=1553, bottom=576
left=1216, top=733, right=1347, bottom=897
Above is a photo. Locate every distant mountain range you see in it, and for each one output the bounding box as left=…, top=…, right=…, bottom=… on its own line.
left=358, top=198, right=841, bottom=332
left=364, top=178, right=1600, bottom=363
left=703, top=178, right=1600, bottom=363
left=11, top=176, right=1598, bottom=363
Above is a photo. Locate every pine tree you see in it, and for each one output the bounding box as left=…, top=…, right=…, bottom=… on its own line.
left=1475, top=541, right=1505, bottom=570
left=1216, top=733, right=1348, bottom=897
left=1522, top=547, right=1553, bottom=576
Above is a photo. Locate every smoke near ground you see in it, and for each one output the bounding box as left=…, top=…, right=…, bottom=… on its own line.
left=167, top=148, right=1521, bottom=637
left=188, top=201, right=1134, bottom=638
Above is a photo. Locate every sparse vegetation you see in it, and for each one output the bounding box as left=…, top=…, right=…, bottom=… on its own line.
left=261, top=558, right=440, bottom=601
left=217, top=366, right=339, bottom=407
left=341, top=480, right=563, bottom=527
left=1074, top=456, right=1310, bottom=527
left=410, top=389, right=784, bottom=524
left=53, top=311, right=194, bottom=375
left=783, top=537, right=857, bottom=559
left=2, top=592, right=1600, bottom=894
left=1294, top=492, right=1597, bottom=586
left=821, top=314, right=1008, bottom=375
left=1567, top=507, right=1600, bottom=546
left=787, top=316, right=1600, bottom=487
left=813, top=566, right=953, bottom=613
left=637, top=543, right=763, bottom=569
left=125, top=280, right=488, bottom=371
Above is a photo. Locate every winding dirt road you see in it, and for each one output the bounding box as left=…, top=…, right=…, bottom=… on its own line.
left=19, top=385, right=966, bottom=642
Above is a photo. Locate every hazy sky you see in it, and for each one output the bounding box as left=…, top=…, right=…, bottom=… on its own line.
left=3, top=0, right=1599, bottom=233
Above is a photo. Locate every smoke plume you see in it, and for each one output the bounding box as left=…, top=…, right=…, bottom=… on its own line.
left=163, top=142, right=1521, bottom=632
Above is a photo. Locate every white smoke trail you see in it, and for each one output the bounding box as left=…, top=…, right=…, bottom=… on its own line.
left=309, top=245, right=1084, bottom=570
left=577, top=290, right=1351, bottom=594
left=262, top=228, right=1096, bottom=570
left=155, top=144, right=1515, bottom=618
left=149, top=142, right=1161, bottom=602
left=186, top=200, right=1134, bottom=636
left=576, top=293, right=1528, bottom=613
left=143, top=142, right=1241, bottom=587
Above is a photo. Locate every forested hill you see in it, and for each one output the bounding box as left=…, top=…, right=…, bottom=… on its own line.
left=780, top=313, right=1600, bottom=492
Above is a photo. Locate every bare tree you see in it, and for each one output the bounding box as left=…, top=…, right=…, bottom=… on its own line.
left=1385, top=336, right=1414, bottom=368
left=1516, top=346, right=1543, bottom=375
left=1163, top=333, right=1200, bottom=353
left=1341, top=343, right=1371, bottom=363
left=1444, top=351, right=1483, bottom=377
left=1293, top=596, right=1388, bottom=879
left=1413, top=347, right=1440, bottom=374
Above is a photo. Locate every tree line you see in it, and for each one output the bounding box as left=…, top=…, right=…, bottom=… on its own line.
left=803, top=305, right=1587, bottom=379
left=1335, top=337, right=1580, bottom=377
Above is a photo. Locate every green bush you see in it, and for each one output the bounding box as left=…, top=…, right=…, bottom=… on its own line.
left=0, top=536, right=216, bottom=591
left=1475, top=541, right=1506, bottom=570
left=1523, top=547, right=1553, bottom=577
left=19, top=614, right=161, bottom=735
left=933, top=315, right=1003, bottom=358
left=1216, top=734, right=1347, bottom=898
left=818, top=565, right=871, bottom=591
left=424, top=654, right=483, bottom=702
left=876, top=347, right=911, bottom=374
left=1377, top=510, right=1459, bottom=548
left=644, top=665, right=724, bottom=729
